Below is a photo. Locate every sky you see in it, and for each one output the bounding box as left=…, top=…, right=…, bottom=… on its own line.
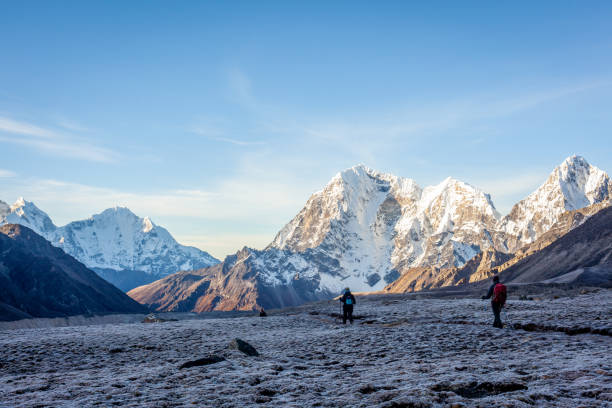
left=1, top=1, right=611, bottom=259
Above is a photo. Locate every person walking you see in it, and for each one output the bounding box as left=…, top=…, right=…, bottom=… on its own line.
left=339, top=287, right=356, bottom=324
left=482, top=276, right=507, bottom=328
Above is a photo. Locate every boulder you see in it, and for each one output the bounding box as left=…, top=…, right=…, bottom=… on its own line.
left=229, top=338, right=259, bottom=356
left=179, top=355, right=225, bottom=369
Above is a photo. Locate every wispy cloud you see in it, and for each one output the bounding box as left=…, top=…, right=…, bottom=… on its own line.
left=0, top=116, right=60, bottom=139
left=0, top=169, right=311, bottom=257
left=190, top=126, right=265, bottom=146
left=213, top=137, right=265, bottom=146
left=0, top=169, right=16, bottom=178
left=215, top=70, right=611, bottom=167
left=55, top=118, right=91, bottom=133
left=0, top=116, right=118, bottom=163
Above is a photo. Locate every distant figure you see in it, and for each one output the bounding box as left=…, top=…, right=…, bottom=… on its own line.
left=259, top=308, right=267, bottom=317
left=339, top=287, right=356, bottom=324
left=482, top=276, right=507, bottom=328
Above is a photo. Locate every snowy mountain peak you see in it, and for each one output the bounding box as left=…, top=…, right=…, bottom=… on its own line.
left=142, top=217, right=154, bottom=233
left=4, top=198, right=57, bottom=234
left=419, top=177, right=499, bottom=219
left=12, top=196, right=26, bottom=208
left=499, top=155, right=610, bottom=251
left=0, top=199, right=219, bottom=288
left=551, top=155, right=610, bottom=210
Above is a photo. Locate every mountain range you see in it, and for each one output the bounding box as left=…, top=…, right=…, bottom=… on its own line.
left=0, top=201, right=219, bottom=291
left=0, top=224, right=146, bottom=321
left=129, top=155, right=611, bottom=312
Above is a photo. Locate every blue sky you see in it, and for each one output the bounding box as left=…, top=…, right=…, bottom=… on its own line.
left=1, top=1, right=611, bottom=258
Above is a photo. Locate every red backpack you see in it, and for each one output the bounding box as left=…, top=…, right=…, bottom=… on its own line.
left=493, top=283, right=507, bottom=306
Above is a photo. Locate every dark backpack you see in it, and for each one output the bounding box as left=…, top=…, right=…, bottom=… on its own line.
left=493, top=283, right=507, bottom=306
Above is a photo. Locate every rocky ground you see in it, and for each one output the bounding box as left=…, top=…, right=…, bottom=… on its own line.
left=1, top=289, right=610, bottom=407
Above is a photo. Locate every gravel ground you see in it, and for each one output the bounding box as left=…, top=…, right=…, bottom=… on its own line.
left=1, top=289, right=610, bottom=407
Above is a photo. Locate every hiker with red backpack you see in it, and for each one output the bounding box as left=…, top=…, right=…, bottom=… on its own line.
left=482, top=275, right=507, bottom=328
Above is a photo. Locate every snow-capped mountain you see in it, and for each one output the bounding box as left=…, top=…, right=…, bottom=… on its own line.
left=0, top=201, right=219, bottom=291
left=498, top=155, right=611, bottom=252
left=268, top=164, right=501, bottom=292
left=1, top=198, right=57, bottom=235
left=130, top=155, right=610, bottom=312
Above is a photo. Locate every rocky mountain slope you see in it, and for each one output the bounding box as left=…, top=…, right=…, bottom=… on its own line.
left=496, top=205, right=612, bottom=285
left=384, top=248, right=514, bottom=294
left=0, top=224, right=146, bottom=321
left=128, top=247, right=335, bottom=311
left=131, top=155, right=610, bottom=312
left=497, top=155, right=610, bottom=252
left=0, top=200, right=219, bottom=291
left=385, top=199, right=611, bottom=293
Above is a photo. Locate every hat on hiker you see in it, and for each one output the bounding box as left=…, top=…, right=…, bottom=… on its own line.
left=345, top=287, right=350, bottom=292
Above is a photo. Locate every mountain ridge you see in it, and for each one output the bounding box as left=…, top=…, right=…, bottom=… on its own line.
left=0, top=201, right=219, bottom=291
left=0, top=224, right=147, bottom=321
left=130, top=155, right=611, bottom=312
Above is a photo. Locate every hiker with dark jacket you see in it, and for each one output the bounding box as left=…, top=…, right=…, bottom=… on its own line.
left=339, top=287, right=356, bottom=324
left=482, top=275, right=507, bottom=328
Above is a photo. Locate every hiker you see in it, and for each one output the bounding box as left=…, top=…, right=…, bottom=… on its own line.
left=259, top=308, right=267, bottom=317
left=339, top=287, right=356, bottom=324
left=482, top=275, right=507, bottom=328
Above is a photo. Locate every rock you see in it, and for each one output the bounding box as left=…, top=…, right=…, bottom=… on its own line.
left=179, top=355, right=225, bottom=369
left=143, top=314, right=178, bottom=323
left=258, top=388, right=276, bottom=397
left=359, top=384, right=379, bottom=394
left=229, top=338, right=259, bottom=356
left=431, top=381, right=527, bottom=398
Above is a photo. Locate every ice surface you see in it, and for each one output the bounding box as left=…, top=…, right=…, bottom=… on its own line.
left=1, top=290, right=610, bottom=407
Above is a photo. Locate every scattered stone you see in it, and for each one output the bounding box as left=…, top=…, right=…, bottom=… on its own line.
left=258, top=388, right=276, bottom=397
left=382, top=400, right=431, bottom=408
left=179, top=355, right=225, bottom=369
left=359, top=384, right=379, bottom=394
left=513, top=322, right=611, bottom=336
left=432, top=381, right=527, bottom=398
left=142, top=314, right=178, bottom=323
left=254, top=396, right=271, bottom=404
left=229, top=338, right=259, bottom=356
left=109, top=348, right=125, bottom=354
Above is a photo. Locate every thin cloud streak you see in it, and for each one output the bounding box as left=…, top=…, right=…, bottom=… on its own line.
left=217, top=70, right=611, bottom=166
left=0, top=116, right=60, bottom=139
left=190, top=124, right=266, bottom=146
left=213, top=137, right=265, bottom=146
left=0, top=169, right=17, bottom=178
left=0, top=116, right=118, bottom=163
